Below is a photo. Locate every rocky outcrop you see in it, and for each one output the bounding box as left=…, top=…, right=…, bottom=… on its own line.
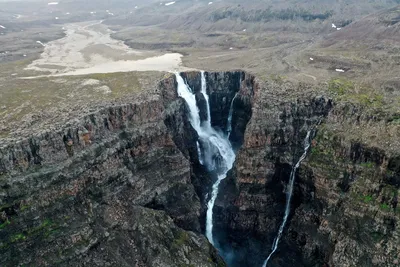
left=212, top=77, right=399, bottom=267
left=0, top=70, right=399, bottom=267
left=159, top=71, right=257, bottom=234
left=0, top=94, right=224, bottom=266
left=213, top=88, right=333, bottom=266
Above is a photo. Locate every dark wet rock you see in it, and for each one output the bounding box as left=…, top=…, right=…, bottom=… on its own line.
left=0, top=94, right=223, bottom=267
left=1, top=71, right=399, bottom=267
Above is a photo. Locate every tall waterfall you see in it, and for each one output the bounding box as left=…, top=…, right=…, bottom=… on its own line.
left=175, top=72, right=236, bottom=246
left=227, top=93, right=238, bottom=139
left=201, top=71, right=212, bottom=129
left=262, top=131, right=312, bottom=267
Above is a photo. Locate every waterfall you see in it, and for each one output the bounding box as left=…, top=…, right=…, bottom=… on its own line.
left=201, top=71, right=212, bottom=130
left=227, top=92, right=238, bottom=139
left=262, top=131, right=312, bottom=267
left=226, top=93, right=238, bottom=139
left=175, top=72, right=236, bottom=246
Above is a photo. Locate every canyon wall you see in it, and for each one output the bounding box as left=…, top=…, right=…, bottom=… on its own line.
left=0, top=92, right=224, bottom=266
left=0, top=71, right=398, bottom=267
left=213, top=78, right=399, bottom=267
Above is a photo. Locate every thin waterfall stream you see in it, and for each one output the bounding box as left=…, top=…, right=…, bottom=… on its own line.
left=175, top=72, right=236, bottom=247
left=227, top=92, right=238, bottom=139
left=262, top=131, right=312, bottom=267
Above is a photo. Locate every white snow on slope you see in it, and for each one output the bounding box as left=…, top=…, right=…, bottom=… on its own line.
left=48, top=2, right=59, bottom=5
left=165, top=1, right=175, bottom=6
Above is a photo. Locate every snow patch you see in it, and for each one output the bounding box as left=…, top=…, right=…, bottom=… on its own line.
left=48, top=2, right=58, bottom=5
left=337, top=27, right=341, bottom=31
left=335, top=69, right=345, bottom=73
left=36, top=41, right=46, bottom=47
left=0, top=25, right=5, bottom=29
left=332, top=23, right=336, bottom=28
left=208, top=1, right=213, bottom=4
left=165, top=1, right=175, bottom=6
left=310, top=57, right=314, bottom=61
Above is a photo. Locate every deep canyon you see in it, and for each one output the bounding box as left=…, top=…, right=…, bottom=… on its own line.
left=0, top=71, right=399, bottom=267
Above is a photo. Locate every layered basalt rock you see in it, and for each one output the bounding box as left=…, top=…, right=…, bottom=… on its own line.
left=212, top=77, right=399, bottom=267
left=0, top=71, right=399, bottom=267
left=159, top=71, right=257, bottom=233
left=180, top=71, right=256, bottom=149
left=213, top=91, right=334, bottom=266
left=0, top=95, right=224, bottom=266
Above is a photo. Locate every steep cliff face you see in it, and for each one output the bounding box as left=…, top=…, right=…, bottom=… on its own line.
left=159, top=71, right=257, bottom=233
left=212, top=77, right=399, bottom=267
left=293, top=110, right=400, bottom=267
left=0, top=95, right=224, bottom=266
left=213, top=89, right=333, bottom=266
left=0, top=70, right=398, bottom=267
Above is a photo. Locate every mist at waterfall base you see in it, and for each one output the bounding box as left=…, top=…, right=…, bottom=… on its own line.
left=175, top=72, right=239, bottom=265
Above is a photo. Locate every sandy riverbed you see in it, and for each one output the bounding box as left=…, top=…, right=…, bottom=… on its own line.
left=24, top=20, right=189, bottom=77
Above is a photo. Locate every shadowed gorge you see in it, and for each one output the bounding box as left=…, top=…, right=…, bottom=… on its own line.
left=0, top=69, right=399, bottom=267
left=1, top=0, right=400, bottom=266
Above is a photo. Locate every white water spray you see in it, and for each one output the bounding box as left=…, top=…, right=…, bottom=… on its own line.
left=175, top=72, right=236, bottom=246
left=201, top=71, right=212, bottom=129
left=263, top=131, right=312, bottom=267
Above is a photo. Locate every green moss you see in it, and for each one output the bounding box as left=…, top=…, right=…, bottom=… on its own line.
left=173, top=231, right=190, bottom=248
left=11, top=233, right=26, bottom=243
left=328, top=78, right=354, bottom=96
left=28, top=219, right=52, bottom=235
left=328, top=78, right=384, bottom=108
left=351, top=92, right=384, bottom=108
left=380, top=203, right=391, bottom=211
left=362, top=195, right=374, bottom=203
left=20, top=204, right=30, bottom=212
left=360, top=162, right=375, bottom=169
left=0, top=220, right=10, bottom=229
left=388, top=114, right=400, bottom=125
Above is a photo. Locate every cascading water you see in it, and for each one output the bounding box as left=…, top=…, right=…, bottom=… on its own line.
left=227, top=93, right=238, bottom=139
left=201, top=71, right=212, bottom=130
left=175, top=72, right=236, bottom=246
left=262, top=131, right=312, bottom=267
